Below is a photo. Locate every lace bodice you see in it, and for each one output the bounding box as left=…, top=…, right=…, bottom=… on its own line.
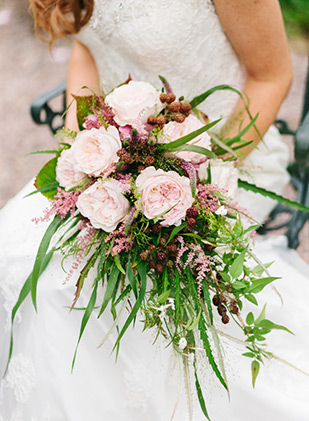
left=77, top=0, right=245, bottom=122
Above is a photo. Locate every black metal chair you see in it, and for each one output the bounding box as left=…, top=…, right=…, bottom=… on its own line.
left=30, top=67, right=309, bottom=250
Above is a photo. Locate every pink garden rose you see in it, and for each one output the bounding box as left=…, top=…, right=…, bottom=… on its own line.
left=76, top=179, right=130, bottom=232
left=73, top=126, right=121, bottom=177
left=161, top=114, right=211, bottom=164
left=105, top=81, right=163, bottom=127
left=136, top=167, right=194, bottom=227
left=198, top=159, right=239, bottom=196
left=56, top=148, right=86, bottom=191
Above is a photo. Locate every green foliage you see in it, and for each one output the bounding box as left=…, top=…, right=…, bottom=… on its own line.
left=34, top=157, right=59, bottom=199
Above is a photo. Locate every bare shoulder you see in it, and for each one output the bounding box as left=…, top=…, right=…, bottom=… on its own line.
left=212, top=0, right=292, bottom=80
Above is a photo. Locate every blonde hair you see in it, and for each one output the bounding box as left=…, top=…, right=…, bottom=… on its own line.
left=29, top=0, right=94, bottom=44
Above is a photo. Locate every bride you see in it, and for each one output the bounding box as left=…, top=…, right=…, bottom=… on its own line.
left=0, top=0, right=308, bottom=420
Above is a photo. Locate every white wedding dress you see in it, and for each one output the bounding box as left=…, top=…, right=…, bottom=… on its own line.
left=1, top=1, right=308, bottom=420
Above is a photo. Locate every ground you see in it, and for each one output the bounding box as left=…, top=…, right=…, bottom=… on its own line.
left=0, top=0, right=308, bottom=260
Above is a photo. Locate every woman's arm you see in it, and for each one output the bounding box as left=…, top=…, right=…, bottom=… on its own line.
left=65, top=39, right=100, bottom=131
left=213, top=0, right=293, bottom=158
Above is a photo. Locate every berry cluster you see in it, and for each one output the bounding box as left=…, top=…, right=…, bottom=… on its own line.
left=147, top=92, right=192, bottom=126
left=212, top=292, right=239, bottom=325
left=139, top=224, right=179, bottom=274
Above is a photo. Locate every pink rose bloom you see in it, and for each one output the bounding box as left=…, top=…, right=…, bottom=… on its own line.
left=73, top=126, right=121, bottom=177
left=105, top=81, right=164, bottom=127
left=76, top=179, right=130, bottom=232
left=136, top=166, right=194, bottom=227
left=198, top=159, right=239, bottom=196
left=56, top=148, right=86, bottom=191
left=161, top=114, right=211, bottom=164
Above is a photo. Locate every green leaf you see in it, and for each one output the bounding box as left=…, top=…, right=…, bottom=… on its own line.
left=4, top=250, right=54, bottom=377
left=72, top=281, right=98, bottom=371
left=194, top=364, right=212, bottom=420
left=226, top=114, right=259, bottom=144
left=158, top=289, right=171, bottom=304
left=24, top=183, right=60, bottom=198
left=167, top=222, right=187, bottom=244
left=202, top=282, right=214, bottom=325
left=198, top=315, right=228, bottom=390
left=232, top=280, right=247, bottom=290
left=114, top=254, right=126, bottom=275
left=31, top=215, right=65, bottom=311
left=252, top=261, right=274, bottom=277
left=230, top=250, right=246, bottom=279
left=238, top=180, right=309, bottom=213
left=98, top=265, right=120, bottom=317
left=127, top=258, right=137, bottom=298
left=34, top=157, right=59, bottom=198
left=242, top=352, right=255, bottom=358
left=257, top=319, right=294, bottom=335
left=72, top=94, right=101, bottom=130
left=188, top=308, right=202, bottom=331
left=255, top=303, right=267, bottom=325
left=248, top=277, right=280, bottom=293
left=159, top=120, right=221, bottom=151
left=25, top=149, right=61, bottom=156
left=190, top=84, right=244, bottom=109
left=245, top=293, right=258, bottom=306
left=113, top=261, right=147, bottom=351
left=173, top=144, right=215, bottom=159
left=246, top=312, right=254, bottom=325
left=251, top=360, right=260, bottom=388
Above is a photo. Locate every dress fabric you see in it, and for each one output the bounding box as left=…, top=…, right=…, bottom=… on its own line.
left=1, top=1, right=309, bottom=420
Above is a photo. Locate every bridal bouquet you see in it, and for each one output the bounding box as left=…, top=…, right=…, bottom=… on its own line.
left=8, top=78, right=309, bottom=419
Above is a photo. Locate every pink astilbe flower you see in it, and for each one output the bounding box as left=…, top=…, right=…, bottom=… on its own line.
left=64, top=222, right=97, bottom=284
left=176, top=237, right=214, bottom=298
left=101, top=162, right=117, bottom=180
left=32, top=188, right=80, bottom=223
left=181, top=161, right=197, bottom=195
left=104, top=222, right=133, bottom=256
left=196, top=183, right=227, bottom=213
left=96, top=96, right=116, bottom=126
left=83, top=114, right=100, bottom=130
left=115, top=173, right=132, bottom=193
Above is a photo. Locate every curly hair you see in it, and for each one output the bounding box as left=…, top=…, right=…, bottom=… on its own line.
left=29, top=0, right=94, bottom=44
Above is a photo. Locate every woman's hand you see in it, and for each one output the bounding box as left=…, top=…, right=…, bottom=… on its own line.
left=65, top=39, right=100, bottom=131
left=213, top=0, right=293, bottom=159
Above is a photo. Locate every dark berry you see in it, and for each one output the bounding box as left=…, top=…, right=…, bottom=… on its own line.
left=159, top=237, right=167, bottom=246
left=226, top=284, right=233, bottom=293
left=166, top=93, right=176, bottom=104
left=160, top=93, right=168, bottom=103
left=152, top=224, right=162, bottom=233
left=156, top=115, right=166, bottom=126
left=181, top=102, right=192, bottom=113
left=173, top=113, right=186, bottom=123
left=149, top=259, right=156, bottom=269
left=229, top=305, right=239, bottom=315
left=222, top=315, right=230, bottom=324
left=168, top=101, right=181, bottom=112
left=144, top=156, right=155, bottom=166
left=166, top=260, right=174, bottom=269
left=147, top=115, right=157, bottom=124
left=167, top=243, right=177, bottom=253
left=148, top=244, right=156, bottom=253
left=187, top=218, right=196, bottom=228
left=217, top=304, right=226, bottom=316
left=157, top=251, right=166, bottom=262
left=186, top=207, right=199, bottom=219
left=138, top=165, right=146, bottom=173
left=212, top=295, right=220, bottom=306
left=140, top=251, right=149, bottom=261
left=156, top=263, right=165, bottom=274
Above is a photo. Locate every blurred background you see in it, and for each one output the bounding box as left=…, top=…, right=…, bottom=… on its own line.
left=0, top=0, right=308, bottom=260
